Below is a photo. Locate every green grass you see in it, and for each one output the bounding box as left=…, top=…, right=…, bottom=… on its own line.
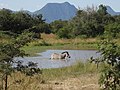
left=22, top=38, right=120, bottom=57
left=41, top=61, right=103, bottom=81
left=22, top=41, right=98, bottom=56
left=21, top=34, right=100, bottom=56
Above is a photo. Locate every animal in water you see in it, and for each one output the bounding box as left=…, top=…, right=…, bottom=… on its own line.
left=51, top=51, right=71, bottom=60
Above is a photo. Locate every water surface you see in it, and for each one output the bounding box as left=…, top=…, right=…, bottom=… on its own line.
left=15, top=50, right=100, bottom=69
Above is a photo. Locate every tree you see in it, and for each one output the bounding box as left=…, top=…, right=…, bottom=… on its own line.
left=0, top=9, right=13, bottom=31
left=11, top=12, right=33, bottom=34
left=69, top=6, right=105, bottom=38
left=97, top=4, right=108, bottom=15
left=56, top=26, right=72, bottom=39
left=0, top=9, right=49, bottom=36
left=50, top=20, right=68, bottom=34
left=91, top=39, right=120, bottom=90
left=0, top=31, right=41, bottom=90
left=104, top=23, right=120, bottom=38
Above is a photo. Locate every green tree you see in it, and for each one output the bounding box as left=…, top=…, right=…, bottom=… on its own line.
left=97, top=4, right=108, bottom=15
left=0, top=31, right=41, bottom=90
left=56, top=26, right=72, bottom=39
left=104, top=23, right=120, bottom=38
left=11, top=12, right=33, bottom=34
left=70, top=6, right=105, bottom=38
left=50, top=20, right=68, bottom=34
left=0, top=9, right=49, bottom=36
left=91, top=39, right=120, bottom=90
left=0, top=9, right=13, bottom=31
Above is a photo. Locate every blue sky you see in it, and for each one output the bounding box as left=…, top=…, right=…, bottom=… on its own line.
left=0, top=0, right=120, bottom=12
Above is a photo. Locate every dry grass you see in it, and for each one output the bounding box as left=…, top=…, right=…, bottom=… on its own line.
left=41, top=73, right=99, bottom=90
left=40, top=33, right=72, bottom=45
left=2, top=62, right=101, bottom=90
left=22, top=34, right=99, bottom=56
left=40, top=33, right=98, bottom=45
left=5, top=73, right=99, bottom=90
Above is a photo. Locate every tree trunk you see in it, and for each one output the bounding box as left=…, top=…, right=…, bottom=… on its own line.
left=5, top=74, right=8, bottom=90
left=0, top=77, right=3, bottom=90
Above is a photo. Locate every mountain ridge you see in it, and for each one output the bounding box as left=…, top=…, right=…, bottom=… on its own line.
left=1, top=2, right=120, bottom=23
left=106, top=6, right=120, bottom=16
left=34, top=2, right=77, bottom=23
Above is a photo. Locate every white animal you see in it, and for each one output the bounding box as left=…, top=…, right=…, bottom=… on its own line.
left=51, top=51, right=71, bottom=60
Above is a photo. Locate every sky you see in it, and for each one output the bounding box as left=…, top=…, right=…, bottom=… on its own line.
left=0, top=0, right=120, bottom=12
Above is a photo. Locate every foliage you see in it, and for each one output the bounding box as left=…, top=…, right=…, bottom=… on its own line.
left=69, top=5, right=109, bottom=38
left=0, top=5, right=120, bottom=39
left=0, top=31, right=41, bottom=90
left=50, top=4, right=120, bottom=39
left=15, top=61, right=42, bottom=76
left=56, top=26, right=72, bottom=39
left=0, top=9, right=13, bottom=31
left=97, top=4, right=108, bottom=15
left=91, top=39, right=120, bottom=90
left=0, top=9, right=51, bottom=37
left=50, top=20, right=68, bottom=34
left=104, top=23, right=120, bottom=38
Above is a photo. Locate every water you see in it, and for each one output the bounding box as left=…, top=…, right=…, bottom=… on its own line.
left=14, top=50, right=100, bottom=69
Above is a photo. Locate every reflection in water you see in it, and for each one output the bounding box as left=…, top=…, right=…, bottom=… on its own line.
left=14, top=50, right=100, bottom=69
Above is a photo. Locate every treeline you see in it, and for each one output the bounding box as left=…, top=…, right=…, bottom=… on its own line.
left=0, top=5, right=120, bottom=39
left=0, top=8, right=51, bottom=38
left=51, top=5, right=120, bottom=39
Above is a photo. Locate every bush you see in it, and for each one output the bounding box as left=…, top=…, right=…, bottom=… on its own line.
left=91, top=39, right=120, bottom=90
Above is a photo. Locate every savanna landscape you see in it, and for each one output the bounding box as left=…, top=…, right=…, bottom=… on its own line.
left=0, top=3, right=120, bottom=90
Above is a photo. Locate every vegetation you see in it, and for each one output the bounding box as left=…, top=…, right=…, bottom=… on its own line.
left=0, top=4, right=120, bottom=90
left=0, top=4, right=120, bottom=39
left=91, top=39, right=120, bottom=90
left=0, top=31, right=41, bottom=90
left=1, top=61, right=100, bottom=90
left=0, top=9, right=50, bottom=38
left=22, top=34, right=99, bottom=56
left=50, top=5, right=120, bottom=39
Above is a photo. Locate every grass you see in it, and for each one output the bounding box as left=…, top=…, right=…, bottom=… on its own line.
left=41, top=61, right=107, bottom=81
left=22, top=34, right=120, bottom=56
left=1, top=61, right=103, bottom=90
left=22, top=34, right=99, bottom=56
left=42, top=61, right=99, bottom=80
left=11, top=34, right=102, bottom=89
left=1, top=34, right=120, bottom=90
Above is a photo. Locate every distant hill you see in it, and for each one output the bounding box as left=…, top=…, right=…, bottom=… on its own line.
left=2, top=3, right=120, bottom=23
left=33, top=2, right=77, bottom=23
left=106, top=6, right=120, bottom=16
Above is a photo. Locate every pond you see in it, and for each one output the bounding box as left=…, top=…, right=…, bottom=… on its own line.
left=14, top=50, right=100, bottom=69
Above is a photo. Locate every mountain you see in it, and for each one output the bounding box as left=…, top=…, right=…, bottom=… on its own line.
left=34, top=2, right=77, bottom=23
left=3, top=3, right=120, bottom=23
left=106, top=6, right=120, bottom=16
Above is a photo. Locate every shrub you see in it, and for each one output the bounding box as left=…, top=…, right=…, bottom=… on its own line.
left=91, top=39, right=120, bottom=90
